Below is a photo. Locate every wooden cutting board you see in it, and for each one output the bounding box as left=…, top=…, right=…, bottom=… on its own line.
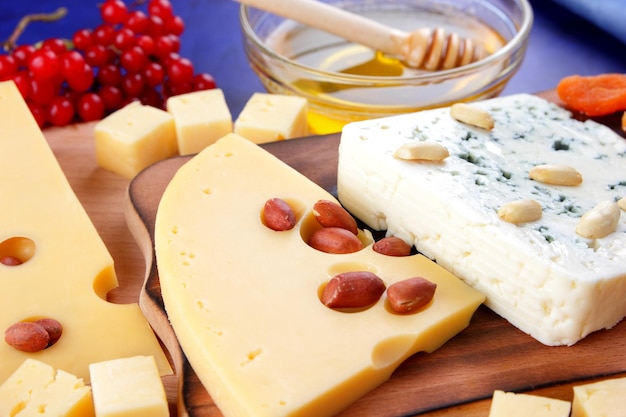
left=43, top=91, right=626, bottom=417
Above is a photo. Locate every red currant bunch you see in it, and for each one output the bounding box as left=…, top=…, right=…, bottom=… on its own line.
left=0, top=0, right=217, bottom=128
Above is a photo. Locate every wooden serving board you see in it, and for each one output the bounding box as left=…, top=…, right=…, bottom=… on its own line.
left=43, top=91, right=626, bottom=417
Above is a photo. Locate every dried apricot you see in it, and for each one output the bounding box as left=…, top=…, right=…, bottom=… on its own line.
left=557, top=73, right=626, bottom=116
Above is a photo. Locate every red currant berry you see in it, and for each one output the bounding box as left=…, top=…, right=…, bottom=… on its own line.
left=0, top=54, right=18, bottom=80
left=166, top=56, right=194, bottom=85
left=100, top=0, right=128, bottom=25
left=93, top=24, right=116, bottom=46
left=153, top=35, right=178, bottom=60
left=72, top=28, right=93, bottom=51
left=164, top=15, right=185, bottom=36
left=27, top=101, right=48, bottom=127
left=143, top=62, right=165, bottom=87
left=67, top=62, right=95, bottom=93
left=97, top=64, right=122, bottom=86
left=77, top=93, right=105, bottom=121
left=164, top=79, right=193, bottom=97
left=113, top=27, right=136, bottom=51
left=125, top=10, right=149, bottom=34
left=41, top=38, right=68, bottom=55
left=120, top=46, right=147, bottom=73
left=84, top=44, right=111, bottom=67
left=60, top=50, right=86, bottom=79
left=48, top=96, right=75, bottom=126
left=193, top=73, right=217, bottom=91
left=98, top=85, right=123, bottom=110
left=148, top=0, right=174, bottom=21
left=29, top=78, right=57, bottom=105
left=135, top=35, right=155, bottom=56
left=11, top=44, right=36, bottom=67
left=28, top=49, right=62, bottom=81
left=121, top=72, right=144, bottom=97
left=13, top=70, right=31, bottom=97
left=140, top=86, right=163, bottom=108
left=146, top=15, right=165, bottom=37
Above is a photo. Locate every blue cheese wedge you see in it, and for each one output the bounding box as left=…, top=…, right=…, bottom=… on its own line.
left=337, top=94, right=626, bottom=346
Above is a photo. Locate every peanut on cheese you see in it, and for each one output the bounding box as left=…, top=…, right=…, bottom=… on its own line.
left=154, top=133, right=484, bottom=417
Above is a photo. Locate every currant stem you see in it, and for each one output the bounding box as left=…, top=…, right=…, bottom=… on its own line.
left=2, top=7, right=68, bottom=52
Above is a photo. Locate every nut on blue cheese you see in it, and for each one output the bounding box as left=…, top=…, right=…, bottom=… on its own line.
left=337, top=93, right=626, bottom=346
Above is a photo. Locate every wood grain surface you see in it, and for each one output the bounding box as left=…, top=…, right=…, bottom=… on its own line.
left=42, top=91, right=626, bottom=417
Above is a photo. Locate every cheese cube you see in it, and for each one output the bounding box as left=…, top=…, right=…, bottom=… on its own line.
left=94, top=102, right=178, bottom=178
left=488, top=390, right=571, bottom=417
left=166, top=88, right=232, bottom=155
left=234, top=92, right=308, bottom=143
left=89, top=355, right=168, bottom=417
left=0, top=358, right=94, bottom=417
left=337, top=94, right=626, bottom=346
left=572, top=376, right=626, bottom=417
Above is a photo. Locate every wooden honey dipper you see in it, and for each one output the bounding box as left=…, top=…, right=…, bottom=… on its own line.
left=236, top=0, right=488, bottom=71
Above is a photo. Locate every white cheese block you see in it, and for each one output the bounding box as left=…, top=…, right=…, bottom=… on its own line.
left=572, top=376, right=626, bottom=417
left=488, top=390, right=571, bottom=417
left=337, top=93, right=626, bottom=346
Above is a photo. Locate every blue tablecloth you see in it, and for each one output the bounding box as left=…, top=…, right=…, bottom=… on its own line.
left=2, top=0, right=626, bottom=117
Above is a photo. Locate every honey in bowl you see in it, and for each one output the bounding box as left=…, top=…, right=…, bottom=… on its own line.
left=241, top=0, right=532, bottom=135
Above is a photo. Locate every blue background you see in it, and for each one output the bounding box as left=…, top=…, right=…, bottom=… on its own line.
left=2, top=0, right=626, bottom=118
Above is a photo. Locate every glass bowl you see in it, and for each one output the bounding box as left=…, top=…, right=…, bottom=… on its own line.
left=239, top=0, right=533, bottom=135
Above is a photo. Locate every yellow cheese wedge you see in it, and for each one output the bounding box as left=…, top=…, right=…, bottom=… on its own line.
left=0, top=358, right=94, bottom=417
left=234, top=92, right=308, bottom=143
left=89, top=355, right=168, bottom=417
left=488, top=390, right=571, bottom=417
left=166, top=88, right=233, bottom=155
left=154, top=133, right=484, bottom=417
left=0, top=80, right=171, bottom=383
left=94, top=101, right=178, bottom=178
left=572, top=376, right=626, bottom=417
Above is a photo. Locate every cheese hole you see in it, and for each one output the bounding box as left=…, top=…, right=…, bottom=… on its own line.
left=327, top=262, right=378, bottom=276
left=0, top=237, right=36, bottom=266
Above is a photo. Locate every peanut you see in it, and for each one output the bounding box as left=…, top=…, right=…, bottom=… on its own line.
left=321, top=271, right=386, bottom=309
left=373, top=236, right=412, bottom=256
left=263, top=198, right=296, bottom=231
left=35, top=318, right=63, bottom=347
left=497, top=199, right=542, bottom=224
left=618, top=197, right=626, bottom=211
left=0, top=255, right=22, bottom=266
left=308, top=227, right=363, bottom=254
left=5, top=321, right=50, bottom=352
left=529, top=164, right=582, bottom=186
left=450, top=103, right=495, bottom=130
left=576, top=200, right=620, bottom=239
left=387, top=277, right=437, bottom=314
left=312, top=200, right=358, bottom=235
left=393, top=141, right=450, bottom=162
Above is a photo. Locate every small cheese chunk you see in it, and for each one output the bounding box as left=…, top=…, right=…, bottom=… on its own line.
left=488, top=390, right=571, bottom=417
left=0, top=358, right=94, bottom=417
left=154, top=133, right=484, bottom=417
left=234, top=92, right=308, bottom=143
left=166, top=88, right=232, bottom=155
left=572, top=376, right=626, bottom=417
left=0, top=81, right=171, bottom=383
left=337, top=94, right=626, bottom=346
left=94, top=101, right=178, bottom=178
left=89, top=355, right=168, bottom=417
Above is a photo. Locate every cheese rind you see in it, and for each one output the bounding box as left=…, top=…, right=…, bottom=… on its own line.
left=0, top=358, right=94, bottom=417
left=488, top=390, right=571, bottom=417
left=337, top=94, right=626, bottom=346
left=0, top=80, right=171, bottom=383
left=154, top=133, right=484, bottom=417
left=94, top=101, right=178, bottom=178
left=234, top=93, right=308, bottom=143
left=571, top=376, right=626, bottom=417
left=166, top=88, right=233, bottom=155
left=89, top=355, right=168, bottom=417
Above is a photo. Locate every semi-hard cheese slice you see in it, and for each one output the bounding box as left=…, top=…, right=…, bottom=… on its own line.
left=154, top=133, right=484, bottom=417
left=0, top=81, right=171, bottom=383
left=488, top=390, right=571, bottom=417
left=0, top=358, right=94, bottom=417
left=337, top=93, right=626, bottom=346
left=571, top=376, right=626, bottom=417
